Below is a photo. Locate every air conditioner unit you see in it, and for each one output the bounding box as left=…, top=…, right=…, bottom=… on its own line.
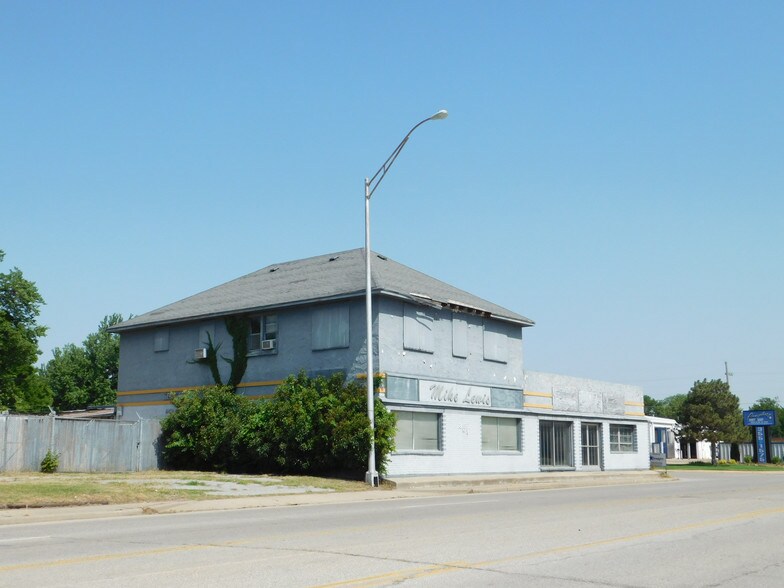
left=261, top=339, right=276, bottom=351
left=194, top=348, right=208, bottom=361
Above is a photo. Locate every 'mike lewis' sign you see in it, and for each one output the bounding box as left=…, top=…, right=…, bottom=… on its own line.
left=420, top=380, right=491, bottom=407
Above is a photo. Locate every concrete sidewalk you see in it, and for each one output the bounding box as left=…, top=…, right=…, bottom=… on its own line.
left=0, top=469, right=669, bottom=527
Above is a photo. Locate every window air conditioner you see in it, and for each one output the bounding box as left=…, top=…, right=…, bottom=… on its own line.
left=261, top=339, right=276, bottom=351
left=194, top=348, right=208, bottom=361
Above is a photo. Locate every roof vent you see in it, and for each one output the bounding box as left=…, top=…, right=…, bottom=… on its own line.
left=376, top=254, right=387, bottom=260
left=269, top=267, right=279, bottom=273
left=329, top=256, right=339, bottom=262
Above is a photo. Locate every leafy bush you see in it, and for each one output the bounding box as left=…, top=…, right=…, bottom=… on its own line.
left=256, top=372, right=396, bottom=476
left=160, top=386, right=259, bottom=472
left=771, top=455, right=781, bottom=465
left=743, top=455, right=754, bottom=464
left=40, top=450, right=59, bottom=473
left=160, top=374, right=397, bottom=478
left=717, top=459, right=728, bottom=465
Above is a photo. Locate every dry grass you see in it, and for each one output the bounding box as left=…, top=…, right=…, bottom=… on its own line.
left=0, top=471, right=370, bottom=508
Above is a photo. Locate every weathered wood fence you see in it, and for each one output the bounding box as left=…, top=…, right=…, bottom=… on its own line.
left=0, top=414, right=161, bottom=473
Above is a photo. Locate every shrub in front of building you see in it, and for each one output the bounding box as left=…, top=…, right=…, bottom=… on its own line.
left=161, top=373, right=396, bottom=478
left=161, top=386, right=259, bottom=473
left=246, top=372, right=396, bottom=477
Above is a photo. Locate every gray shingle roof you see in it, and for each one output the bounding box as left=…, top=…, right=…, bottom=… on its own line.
left=112, top=249, right=534, bottom=332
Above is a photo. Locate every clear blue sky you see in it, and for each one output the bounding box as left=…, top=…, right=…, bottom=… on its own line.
left=2, top=1, right=782, bottom=409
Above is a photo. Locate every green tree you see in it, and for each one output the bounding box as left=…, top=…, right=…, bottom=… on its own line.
left=644, top=394, right=686, bottom=420
left=749, top=397, right=784, bottom=439
left=679, top=379, right=746, bottom=465
left=0, top=250, right=51, bottom=412
left=41, top=313, right=124, bottom=411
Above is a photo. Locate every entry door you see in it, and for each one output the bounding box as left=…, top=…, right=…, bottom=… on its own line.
left=581, top=423, right=601, bottom=468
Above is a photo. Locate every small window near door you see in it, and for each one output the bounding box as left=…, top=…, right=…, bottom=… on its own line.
left=610, top=424, right=637, bottom=453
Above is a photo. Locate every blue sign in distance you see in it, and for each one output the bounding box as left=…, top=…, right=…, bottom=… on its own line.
left=743, top=410, right=777, bottom=427
left=756, top=426, right=768, bottom=464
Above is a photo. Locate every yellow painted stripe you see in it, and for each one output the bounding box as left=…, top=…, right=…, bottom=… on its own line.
left=236, top=380, right=283, bottom=388
left=625, top=411, right=646, bottom=417
left=624, top=401, right=644, bottom=407
left=523, top=402, right=553, bottom=410
left=524, top=391, right=553, bottom=398
left=117, top=386, right=196, bottom=397
left=314, top=506, right=784, bottom=588
left=355, top=372, right=386, bottom=380
left=118, top=380, right=283, bottom=397
left=117, top=400, right=173, bottom=407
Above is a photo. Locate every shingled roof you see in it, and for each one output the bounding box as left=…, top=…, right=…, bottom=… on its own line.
left=112, top=248, right=534, bottom=332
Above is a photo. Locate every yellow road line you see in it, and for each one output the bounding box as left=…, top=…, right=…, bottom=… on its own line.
left=311, top=506, right=784, bottom=587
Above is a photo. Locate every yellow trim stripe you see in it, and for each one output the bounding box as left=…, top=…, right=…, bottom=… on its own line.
left=523, top=402, right=553, bottom=410
left=355, top=372, right=386, bottom=380
left=624, top=401, right=644, bottom=407
left=524, top=391, right=553, bottom=398
left=117, top=386, right=195, bottom=397
left=117, top=380, right=283, bottom=397
left=117, top=400, right=173, bottom=407
left=625, top=411, right=646, bottom=417
left=236, top=380, right=284, bottom=388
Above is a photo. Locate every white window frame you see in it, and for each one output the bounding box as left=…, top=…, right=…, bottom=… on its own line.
left=248, top=314, right=278, bottom=355
left=394, top=410, right=442, bottom=452
left=609, top=424, right=637, bottom=453
left=481, top=416, right=521, bottom=453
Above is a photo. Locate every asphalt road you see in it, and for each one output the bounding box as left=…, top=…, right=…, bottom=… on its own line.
left=1, top=471, right=783, bottom=587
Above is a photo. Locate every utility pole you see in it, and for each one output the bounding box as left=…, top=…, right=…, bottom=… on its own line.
left=724, top=361, right=733, bottom=387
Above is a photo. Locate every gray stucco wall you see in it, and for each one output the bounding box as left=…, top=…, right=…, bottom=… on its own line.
left=377, top=298, right=525, bottom=390
left=116, top=299, right=375, bottom=418
left=523, top=370, right=645, bottom=418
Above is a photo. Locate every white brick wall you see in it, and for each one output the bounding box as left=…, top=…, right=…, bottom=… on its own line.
left=386, top=410, right=650, bottom=476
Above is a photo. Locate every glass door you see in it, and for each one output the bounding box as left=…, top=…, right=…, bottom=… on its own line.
left=581, top=423, right=601, bottom=468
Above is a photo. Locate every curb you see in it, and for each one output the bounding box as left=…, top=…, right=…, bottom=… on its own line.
left=0, top=470, right=671, bottom=527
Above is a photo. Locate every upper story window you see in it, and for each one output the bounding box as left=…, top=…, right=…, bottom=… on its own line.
left=403, top=304, right=434, bottom=353
left=248, top=315, right=278, bottom=354
left=452, top=314, right=468, bottom=358
left=153, top=328, right=169, bottom=352
left=483, top=319, right=507, bottom=363
left=312, top=304, right=349, bottom=350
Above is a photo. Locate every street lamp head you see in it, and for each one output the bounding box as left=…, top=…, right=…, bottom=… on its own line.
left=430, top=109, right=449, bottom=120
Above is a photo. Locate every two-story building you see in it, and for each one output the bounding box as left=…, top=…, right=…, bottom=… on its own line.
left=111, top=248, right=650, bottom=475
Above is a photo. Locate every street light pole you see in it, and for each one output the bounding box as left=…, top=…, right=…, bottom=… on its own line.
left=364, top=109, right=448, bottom=486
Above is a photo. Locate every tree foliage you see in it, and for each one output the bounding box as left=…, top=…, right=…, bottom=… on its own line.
left=0, top=250, right=51, bottom=412
left=749, top=397, right=784, bottom=438
left=40, top=313, right=124, bottom=411
left=644, top=394, right=686, bottom=420
left=679, top=379, right=747, bottom=465
left=160, top=373, right=397, bottom=478
left=256, top=372, right=396, bottom=475
left=160, top=385, right=258, bottom=472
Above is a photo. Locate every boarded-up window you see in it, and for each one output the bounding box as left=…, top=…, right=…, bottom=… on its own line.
left=403, top=304, right=434, bottom=353
left=153, top=328, right=169, bottom=352
left=483, top=320, right=507, bottom=363
left=387, top=376, right=419, bottom=401
left=312, top=304, right=349, bottom=350
left=452, top=314, right=468, bottom=358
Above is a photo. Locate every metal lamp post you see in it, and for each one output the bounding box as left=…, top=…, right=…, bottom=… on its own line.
left=364, top=109, right=448, bottom=486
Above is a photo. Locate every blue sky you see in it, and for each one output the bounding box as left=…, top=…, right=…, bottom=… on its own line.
left=2, top=1, right=782, bottom=408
